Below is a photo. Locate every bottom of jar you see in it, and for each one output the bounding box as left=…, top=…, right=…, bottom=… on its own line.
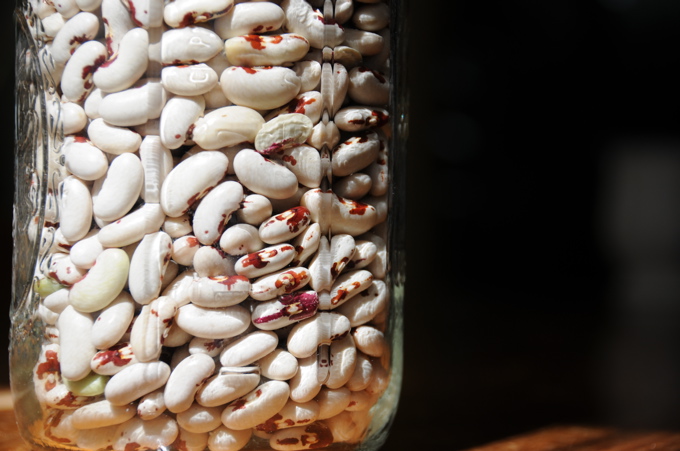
left=17, top=413, right=393, bottom=451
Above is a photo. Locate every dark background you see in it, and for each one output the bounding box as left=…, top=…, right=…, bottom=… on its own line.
left=3, top=1, right=680, bottom=449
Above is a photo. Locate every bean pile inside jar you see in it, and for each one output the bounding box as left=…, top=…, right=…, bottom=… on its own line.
left=25, top=0, right=394, bottom=449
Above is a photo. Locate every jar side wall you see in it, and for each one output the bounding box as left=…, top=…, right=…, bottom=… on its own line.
left=11, top=0, right=407, bottom=449
left=12, top=3, right=68, bottom=450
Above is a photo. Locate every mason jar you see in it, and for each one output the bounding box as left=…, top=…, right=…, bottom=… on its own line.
left=12, top=0, right=407, bottom=449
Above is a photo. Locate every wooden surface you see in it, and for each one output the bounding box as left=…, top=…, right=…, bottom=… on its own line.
left=465, top=425, right=680, bottom=451
left=1, top=388, right=680, bottom=451
left=0, top=388, right=31, bottom=450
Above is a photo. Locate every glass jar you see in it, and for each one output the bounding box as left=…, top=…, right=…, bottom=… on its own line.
left=12, top=0, right=407, bottom=450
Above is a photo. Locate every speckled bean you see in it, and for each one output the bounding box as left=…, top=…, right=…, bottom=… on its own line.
left=91, top=292, right=135, bottom=350
left=222, top=380, right=290, bottom=430
left=161, top=151, right=229, bottom=217
left=163, top=0, right=234, bottom=28
left=214, top=1, right=285, bottom=39
left=286, top=312, right=351, bottom=359
left=130, top=296, right=177, bottom=362
left=193, top=181, right=244, bottom=245
left=196, top=367, right=261, bottom=407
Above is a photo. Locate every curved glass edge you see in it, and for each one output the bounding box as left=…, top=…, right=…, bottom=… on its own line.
left=12, top=2, right=68, bottom=449
left=357, top=0, right=410, bottom=447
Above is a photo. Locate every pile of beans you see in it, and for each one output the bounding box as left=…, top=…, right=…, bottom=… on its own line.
left=23, top=0, right=394, bottom=449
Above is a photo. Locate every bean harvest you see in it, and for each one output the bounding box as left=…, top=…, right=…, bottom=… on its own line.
left=15, top=0, right=403, bottom=449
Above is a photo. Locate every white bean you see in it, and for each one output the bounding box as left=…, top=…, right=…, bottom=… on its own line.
left=176, top=403, right=223, bottom=434
left=335, top=279, right=388, bottom=327
left=137, top=388, right=167, bottom=420
left=130, top=296, right=177, bottom=362
left=159, top=95, right=205, bottom=149
left=342, top=28, right=384, bottom=56
left=196, top=367, right=261, bottom=407
left=175, top=304, right=250, bottom=339
left=348, top=66, right=389, bottom=105
left=220, top=223, right=265, bottom=255
left=120, top=0, right=164, bottom=29
left=163, top=214, right=193, bottom=238
left=315, top=387, right=351, bottom=419
left=61, top=41, right=107, bottom=102
left=161, top=26, right=224, bottom=65
left=98, top=79, right=166, bottom=126
left=59, top=176, right=92, bottom=242
left=46, top=253, right=87, bottom=287
left=214, top=1, right=285, bottom=39
left=345, top=352, right=373, bottom=391
left=292, top=60, right=321, bottom=92
left=319, top=269, right=373, bottom=310
left=331, top=132, right=380, bottom=177
left=352, top=3, right=389, bottom=31
left=177, top=428, right=210, bottom=451
left=92, top=153, right=144, bottom=221
left=334, top=105, right=389, bottom=132
left=62, top=101, right=88, bottom=134
left=281, top=0, right=344, bottom=49
left=51, top=12, right=99, bottom=66
left=222, top=380, right=290, bottom=430
left=258, top=207, right=311, bottom=244
left=234, top=243, right=296, bottom=279
left=91, top=292, right=135, bottom=350
left=208, top=425, right=252, bottom=451
left=71, top=400, right=137, bottom=429
left=255, top=400, right=319, bottom=434
left=220, top=66, right=301, bottom=111
left=112, top=415, right=178, bottom=451
left=225, top=33, right=310, bottom=67
left=326, top=335, right=357, bottom=389
left=255, top=113, right=314, bottom=156
left=69, top=248, right=130, bottom=313
left=57, top=306, right=96, bottom=381
left=192, top=106, right=264, bottom=150
left=161, top=150, right=229, bottom=217
left=251, top=291, right=319, bottom=331
left=286, top=312, right=351, bottom=359
left=128, top=232, right=172, bottom=304
left=249, top=267, right=311, bottom=301
left=232, top=149, right=299, bottom=200
left=139, top=135, right=173, bottom=203
left=193, top=246, right=236, bottom=277
left=193, top=181, right=244, bottom=245
left=87, top=118, right=142, bottom=155
left=257, top=349, right=298, bottom=381
left=219, top=330, right=278, bottom=367
left=63, top=139, right=108, bottom=181
left=93, top=27, right=149, bottom=93
left=348, top=240, right=378, bottom=270
left=333, top=173, right=372, bottom=200
left=101, top=0, right=135, bottom=56
left=105, top=361, right=171, bottom=406
left=162, top=63, right=219, bottom=96
left=235, top=194, right=273, bottom=226
left=164, top=353, right=216, bottom=413
left=164, top=0, right=234, bottom=28
left=97, top=203, right=166, bottom=248
left=189, top=275, right=251, bottom=308
left=90, top=343, right=138, bottom=376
